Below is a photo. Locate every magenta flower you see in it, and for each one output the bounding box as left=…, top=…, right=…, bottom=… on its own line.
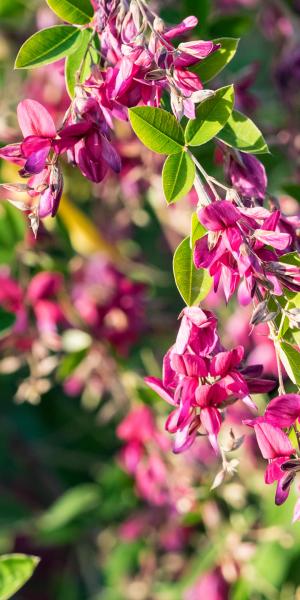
left=146, top=310, right=274, bottom=453
left=252, top=422, right=294, bottom=505
left=194, top=200, right=296, bottom=302
left=0, top=99, right=57, bottom=175
left=245, top=394, right=300, bottom=428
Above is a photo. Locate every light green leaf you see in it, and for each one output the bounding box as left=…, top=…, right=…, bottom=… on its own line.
left=278, top=341, right=300, bottom=386
left=185, top=85, right=234, bottom=147
left=65, top=29, right=96, bottom=98
left=192, top=38, right=239, bottom=83
left=46, top=0, right=93, bottom=24
left=0, top=554, right=40, bottom=600
left=37, top=484, right=101, bottom=533
left=217, top=109, right=269, bottom=154
left=162, top=151, right=195, bottom=203
left=190, top=212, right=206, bottom=249
left=15, top=25, right=81, bottom=69
left=173, top=236, right=212, bottom=306
left=129, top=107, right=185, bottom=155
left=279, top=252, right=300, bottom=267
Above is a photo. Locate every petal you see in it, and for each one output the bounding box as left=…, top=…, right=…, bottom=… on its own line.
left=164, top=16, right=198, bottom=40
left=254, top=422, right=293, bottom=459
left=210, top=346, right=244, bottom=377
left=198, top=200, right=241, bottom=231
left=264, top=394, right=300, bottom=428
left=253, top=229, right=291, bottom=250
left=17, top=99, right=56, bottom=138
left=144, top=376, right=176, bottom=405
left=200, top=407, right=222, bottom=453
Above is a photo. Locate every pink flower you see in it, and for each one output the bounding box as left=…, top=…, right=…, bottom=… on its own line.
left=146, top=310, right=274, bottom=453
left=184, top=568, right=229, bottom=600
left=194, top=200, right=296, bottom=302
left=252, top=422, right=294, bottom=505
left=245, top=394, right=300, bottom=429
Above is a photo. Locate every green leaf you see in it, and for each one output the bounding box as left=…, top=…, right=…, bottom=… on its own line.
left=173, top=236, right=212, bottom=306
left=217, top=109, right=269, bottom=154
left=278, top=341, right=300, bottom=386
left=46, top=0, right=93, bottom=24
left=279, top=252, right=300, bottom=267
left=15, top=25, right=81, bottom=69
left=190, top=212, right=206, bottom=249
left=65, top=29, right=96, bottom=98
left=0, top=203, right=25, bottom=264
left=0, top=554, right=40, bottom=600
left=37, top=484, right=101, bottom=534
left=128, top=107, right=185, bottom=155
left=0, top=307, right=16, bottom=338
left=192, top=38, right=239, bottom=83
left=185, top=85, right=234, bottom=147
left=162, top=151, right=195, bottom=203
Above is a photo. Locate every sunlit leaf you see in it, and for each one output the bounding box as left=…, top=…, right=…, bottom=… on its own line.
left=173, top=236, right=212, bottom=306
left=190, top=212, right=206, bottom=249
left=0, top=554, right=39, bottom=600
left=129, top=107, right=185, bottom=154
left=15, top=26, right=81, bottom=69
left=278, top=341, right=300, bottom=386
left=65, top=29, right=96, bottom=98
left=192, top=38, right=239, bottom=83
left=162, top=151, right=195, bottom=203
left=217, top=109, right=269, bottom=154
left=46, top=0, right=93, bottom=24
left=185, top=85, right=234, bottom=146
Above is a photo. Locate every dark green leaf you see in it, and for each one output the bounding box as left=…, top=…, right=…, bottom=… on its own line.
left=217, top=110, right=269, bottom=154
left=15, top=26, right=81, bottom=69
left=192, top=38, right=239, bottom=83
left=173, top=236, right=212, bottom=306
left=0, top=554, right=40, bottom=600
left=129, top=107, right=185, bottom=154
left=185, top=85, right=234, bottom=146
left=0, top=307, right=16, bottom=338
left=162, top=151, right=195, bottom=203
left=46, top=0, right=93, bottom=24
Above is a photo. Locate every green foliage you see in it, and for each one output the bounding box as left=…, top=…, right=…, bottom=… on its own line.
left=190, top=212, right=206, bottom=249
left=37, top=484, right=101, bottom=540
left=185, top=85, right=234, bottom=146
left=192, top=38, right=239, bottom=83
left=0, top=554, right=39, bottom=600
left=162, top=152, right=195, bottom=203
left=173, top=236, right=212, bottom=306
left=217, top=109, right=269, bottom=154
left=46, top=0, right=94, bottom=24
left=65, top=29, right=96, bottom=97
left=15, top=26, right=81, bottom=69
left=0, top=308, right=15, bottom=338
left=0, top=204, right=25, bottom=264
left=278, top=342, right=300, bottom=387
left=128, top=107, right=185, bottom=154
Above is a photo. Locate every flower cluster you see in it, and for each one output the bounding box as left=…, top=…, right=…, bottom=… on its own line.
left=245, top=394, right=300, bottom=517
left=194, top=199, right=300, bottom=303
left=145, top=306, right=274, bottom=453
left=0, top=4, right=219, bottom=233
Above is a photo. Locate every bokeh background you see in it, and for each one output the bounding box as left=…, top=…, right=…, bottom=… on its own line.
left=1, top=0, right=300, bottom=598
